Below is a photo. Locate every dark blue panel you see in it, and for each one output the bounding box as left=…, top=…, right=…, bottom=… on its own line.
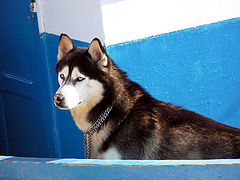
left=0, top=1, right=41, bottom=81
left=107, top=18, right=240, bottom=128
left=0, top=1, right=57, bottom=157
left=41, top=33, right=89, bottom=158
left=2, top=93, right=48, bottom=157
left=0, top=94, right=8, bottom=154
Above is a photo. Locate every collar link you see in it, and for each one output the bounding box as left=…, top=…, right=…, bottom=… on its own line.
left=84, top=106, right=112, bottom=159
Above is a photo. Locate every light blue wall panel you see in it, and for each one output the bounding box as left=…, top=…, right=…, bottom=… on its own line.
left=107, top=18, right=240, bottom=128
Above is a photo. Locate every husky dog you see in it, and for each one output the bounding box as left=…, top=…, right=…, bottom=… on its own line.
left=54, top=34, right=240, bottom=160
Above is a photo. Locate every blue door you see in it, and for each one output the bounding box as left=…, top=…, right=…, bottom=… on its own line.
left=0, top=1, right=58, bottom=157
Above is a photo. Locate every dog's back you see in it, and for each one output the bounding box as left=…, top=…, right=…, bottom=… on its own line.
left=99, top=87, right=240, bottom=160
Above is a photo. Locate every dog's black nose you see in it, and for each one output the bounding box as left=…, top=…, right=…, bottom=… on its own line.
left=54, top=94, right=63, bottom=104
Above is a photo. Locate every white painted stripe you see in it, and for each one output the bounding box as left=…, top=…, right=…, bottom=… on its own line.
left=36, top=0, right=46, bottom=34
left=102, top=0, right=240, bottom=45
left=35, top=0, right=240, bottom=45
left=0, top=156, right=13, bottom=161
left=48, top=158, right=240, bottom=166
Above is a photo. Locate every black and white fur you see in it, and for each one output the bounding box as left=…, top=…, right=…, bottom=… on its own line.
left=54, top=34, right=240, bottom=160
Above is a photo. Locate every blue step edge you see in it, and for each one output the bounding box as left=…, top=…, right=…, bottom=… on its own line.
left=1, top=155, right=240, bottom=166
left=1, top=155, right=240, bottom=180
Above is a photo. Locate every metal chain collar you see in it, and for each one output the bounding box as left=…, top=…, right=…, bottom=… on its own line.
left=84, top=106, right=112, bottom=159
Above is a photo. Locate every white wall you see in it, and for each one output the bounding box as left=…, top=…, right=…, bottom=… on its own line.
left=36, top=0, right=240, bottom=45
left=101, top=0, right=240, bottom=45
left=36, top=0, right=105, bottom=43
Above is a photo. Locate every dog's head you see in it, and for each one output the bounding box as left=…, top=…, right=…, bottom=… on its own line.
left=54, top=34, right=110, bottom=110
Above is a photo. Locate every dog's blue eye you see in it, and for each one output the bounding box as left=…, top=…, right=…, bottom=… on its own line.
left=60, top=74, right=65, bottom=79
left=76, top=77, right=85, bottom=82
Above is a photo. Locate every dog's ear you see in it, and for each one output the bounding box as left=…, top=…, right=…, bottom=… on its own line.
left=88, top=38, right=108, bottom=67
left=57, top=34, right=74, bottom=61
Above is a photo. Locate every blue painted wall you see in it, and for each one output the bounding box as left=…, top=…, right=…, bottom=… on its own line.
left=0, top=3, right=239, bottom=179
left=107, top=18, right=240, bottom=128
left=1, top=4, right=239, bottom=160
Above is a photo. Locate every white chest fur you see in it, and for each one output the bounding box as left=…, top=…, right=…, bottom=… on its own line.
left=90, top=123, right=122, bottom=160
left=97, top=147, right=122, bottom=159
